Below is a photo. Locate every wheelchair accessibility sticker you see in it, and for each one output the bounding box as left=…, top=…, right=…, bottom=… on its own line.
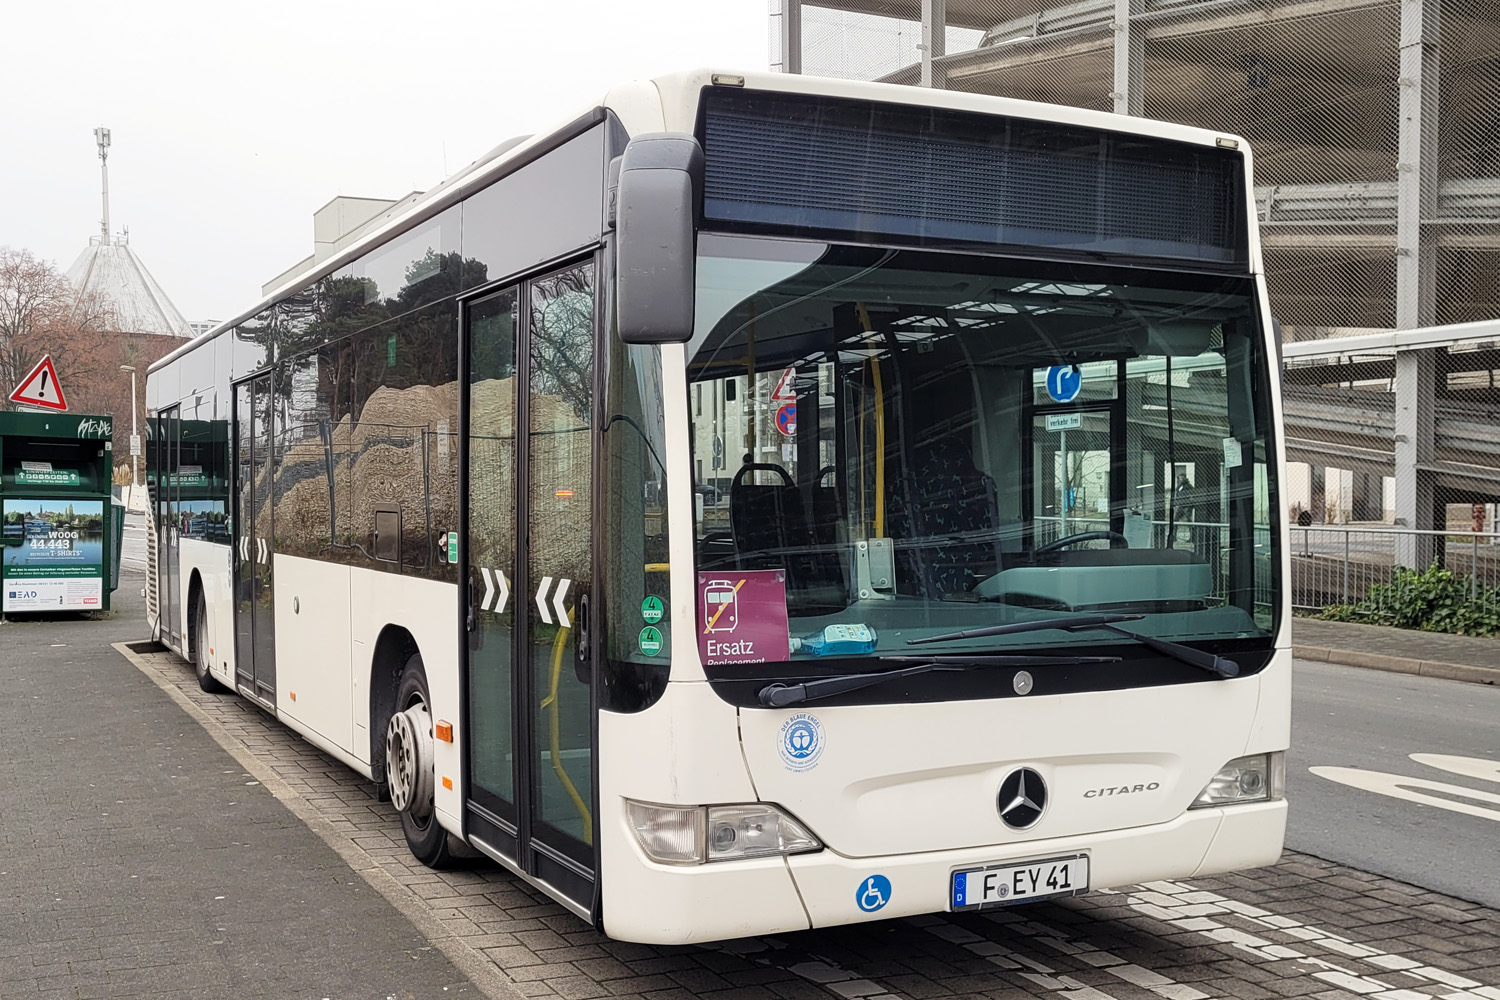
left=780, top=712, right=825, bottom=772
left=856, top=874, right=891, bottom=913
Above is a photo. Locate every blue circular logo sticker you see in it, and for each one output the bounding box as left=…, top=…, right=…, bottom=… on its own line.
left=856, top=874, right=891, bottom=913
left=1045, top=364, right=1082, bottom=403
left=779, top=713, right=824, bottom=772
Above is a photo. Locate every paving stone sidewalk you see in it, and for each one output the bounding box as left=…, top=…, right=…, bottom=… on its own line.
left=0, top=586, right=476, bottom=999
left=117, top=639, right=1500, bottom=1000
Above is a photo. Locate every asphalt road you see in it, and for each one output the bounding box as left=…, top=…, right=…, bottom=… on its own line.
left=1289, top=657, right=1500, bottom=909
left=121, top=508, right=147, bottom=572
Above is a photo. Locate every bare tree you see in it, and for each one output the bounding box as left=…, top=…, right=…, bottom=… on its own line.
left=0, top=246, right=118, bottom=411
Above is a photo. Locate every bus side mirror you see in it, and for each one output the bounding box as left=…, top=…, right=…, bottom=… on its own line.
left=613, top=133, right=702, bottom=345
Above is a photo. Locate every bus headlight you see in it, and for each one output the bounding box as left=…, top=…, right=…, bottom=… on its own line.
left=1191, top=752, right=1285, bottom=808
left=626, top=799, right=822, bottom=865
left=706, top=804, right=820, bottom=862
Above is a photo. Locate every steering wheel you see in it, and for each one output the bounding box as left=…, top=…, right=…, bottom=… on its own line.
left=732, top=463, right=795, bottom=489
left=1035, top=530, right=1128, bottom=554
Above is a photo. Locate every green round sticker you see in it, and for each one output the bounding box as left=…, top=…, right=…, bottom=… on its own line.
left=641, top=595, right=665, bottom=624
left=638, top=626, right=664, bottom=657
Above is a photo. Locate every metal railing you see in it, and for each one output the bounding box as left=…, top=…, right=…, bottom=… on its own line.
left=1290, top=525, right=1500, bottom=611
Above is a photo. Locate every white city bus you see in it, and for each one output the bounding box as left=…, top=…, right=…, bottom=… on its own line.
left=145, top=69, right=1288, bottom=944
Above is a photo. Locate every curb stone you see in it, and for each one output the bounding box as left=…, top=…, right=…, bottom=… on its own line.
left=1293, top=644, right=1500, bottom=685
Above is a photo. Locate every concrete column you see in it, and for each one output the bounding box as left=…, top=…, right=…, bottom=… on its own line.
left=1352, top=471, right=1382, bottom=522
left=1310, top=466, right=1326, bottom=523
left=921, top=0, right=948, bottom=89
left=1112, top=0, right=1144, bottom=116
left=1393, top=348, right=1437, bottom=567
left=1396, top=0, right=1440, bottom=330
left=779, top=0, right=803, bottom=75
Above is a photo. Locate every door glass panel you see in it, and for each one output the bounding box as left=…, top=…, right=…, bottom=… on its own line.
left=251, top=374, right=276, bottom=699
left=526, top=264, right=595, bottom=851
left=163, top=408, right=181, bottom=643
left=467, top=289, right=519, bottom=810
left=234, top=385, right=254, bottom=689
left=1032, top=407, right=1112, bottom=549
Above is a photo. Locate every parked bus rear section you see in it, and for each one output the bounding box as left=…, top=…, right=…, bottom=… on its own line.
left=144, top=68, right=1288, bottom=945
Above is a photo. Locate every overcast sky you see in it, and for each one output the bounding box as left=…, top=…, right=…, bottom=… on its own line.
left=1, top=0, right=770, bottom=322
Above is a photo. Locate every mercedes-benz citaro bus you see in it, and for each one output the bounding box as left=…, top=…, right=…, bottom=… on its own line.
left=144, top=69, right=1287, bottom=944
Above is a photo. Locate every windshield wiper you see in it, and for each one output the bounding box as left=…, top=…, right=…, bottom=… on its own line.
left=906, top=613, right=1238, bottom=678
left=906, top=613, right=1145, bottom=645
left=756, top=652, right=1122, bottom=708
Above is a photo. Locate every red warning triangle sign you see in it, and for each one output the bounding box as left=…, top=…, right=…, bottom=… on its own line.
left=9, top=355, right=69, bottom=411
left=771, top=367, right=798, bottom=402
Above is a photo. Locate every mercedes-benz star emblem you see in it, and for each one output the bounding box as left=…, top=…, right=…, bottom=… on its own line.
left=997, top=767, right=1047, bottom=829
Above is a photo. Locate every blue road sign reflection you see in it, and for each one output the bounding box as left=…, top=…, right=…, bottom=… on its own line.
left=1045, top=365, right=1082, bottom=403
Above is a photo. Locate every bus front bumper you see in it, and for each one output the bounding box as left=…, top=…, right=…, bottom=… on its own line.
left=601, top=798, right=1285, bottom=944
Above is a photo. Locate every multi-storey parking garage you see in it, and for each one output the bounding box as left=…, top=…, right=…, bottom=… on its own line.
left=773, top=0, right=1500, bottom=533
left=775, top=0, right=1498, bottom=337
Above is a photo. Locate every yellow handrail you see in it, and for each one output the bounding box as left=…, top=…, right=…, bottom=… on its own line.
left=539, top=625, right=592, bottom=844
left=857, top=303, right=886, bottom=539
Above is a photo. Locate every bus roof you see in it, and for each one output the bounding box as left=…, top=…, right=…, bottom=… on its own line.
left=150, top=68, right=1249, bottom=376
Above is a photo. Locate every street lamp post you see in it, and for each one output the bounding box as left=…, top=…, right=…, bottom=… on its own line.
left=120, top=365, right=138, bottom=489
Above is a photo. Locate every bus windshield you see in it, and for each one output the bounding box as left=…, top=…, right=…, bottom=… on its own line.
left=687, top=235, right=1278, bottom=680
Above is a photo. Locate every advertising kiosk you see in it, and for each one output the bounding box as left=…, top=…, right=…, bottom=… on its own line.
left=0, top=411, right=117, bottom=614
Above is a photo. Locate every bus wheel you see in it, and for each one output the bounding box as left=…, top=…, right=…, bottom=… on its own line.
left=192, top=593, right=223, bottom=694
left=386, top=654, right=455, bottom=868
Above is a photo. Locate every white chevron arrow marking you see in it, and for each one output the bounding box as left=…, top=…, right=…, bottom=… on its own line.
left=481, top=568, right=496, bottom=611
left=552, top=578, right=571, bottom=628
left=536, top=575, right=553, bottom=624
left=495, top=569, right=509, bottom=614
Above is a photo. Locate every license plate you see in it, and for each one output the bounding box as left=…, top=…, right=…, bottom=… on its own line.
left=951, top=854, right=1089, bottom=910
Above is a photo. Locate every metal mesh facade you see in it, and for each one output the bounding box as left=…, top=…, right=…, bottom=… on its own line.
left=775, top=0, right=1500, bottom=605
left=782, top=0, right=1499, bottom=339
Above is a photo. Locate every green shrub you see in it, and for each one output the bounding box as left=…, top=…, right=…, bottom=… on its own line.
left=1315, top=563, right=1500, bottom=636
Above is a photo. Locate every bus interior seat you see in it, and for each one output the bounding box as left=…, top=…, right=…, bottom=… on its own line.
left=729, top=463, right=848, bottom=611
left=891, top=437, right=1002, bottom=597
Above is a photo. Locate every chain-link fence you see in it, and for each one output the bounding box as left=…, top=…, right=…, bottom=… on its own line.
left=1291, top=525, right=1500, bottom=613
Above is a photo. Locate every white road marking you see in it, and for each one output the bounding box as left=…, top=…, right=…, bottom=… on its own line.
left=1117, top=879, right=1500, bottom=997
left=1312, top=753, right=1500, bottom=823
left=908, top=910, right=1204, bottom=1000
left=1411, top=754, right=1500, bottom=784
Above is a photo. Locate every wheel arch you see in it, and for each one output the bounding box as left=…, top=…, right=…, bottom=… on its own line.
left=186, top=568, right=205, bottom=659
left=369, top=623, right=421, bottom=784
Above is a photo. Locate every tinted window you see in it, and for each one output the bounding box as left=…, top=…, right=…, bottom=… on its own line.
left=461, top=127, right=605, bottom=291
left=348, top=299, right=459, bottom=579
left=354, top=208, right=461, bottom=310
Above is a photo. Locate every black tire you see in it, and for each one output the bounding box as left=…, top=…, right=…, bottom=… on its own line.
left=191, top=593, right=224, bottom=694
left=388, top=654, right=456, bottom=868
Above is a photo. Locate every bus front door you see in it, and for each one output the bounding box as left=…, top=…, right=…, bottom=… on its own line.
left=462, top=261, right=598, bottom=919
left=232, top=374, right=276, bottom=707
left=156, top=405, right=181, bottom=648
